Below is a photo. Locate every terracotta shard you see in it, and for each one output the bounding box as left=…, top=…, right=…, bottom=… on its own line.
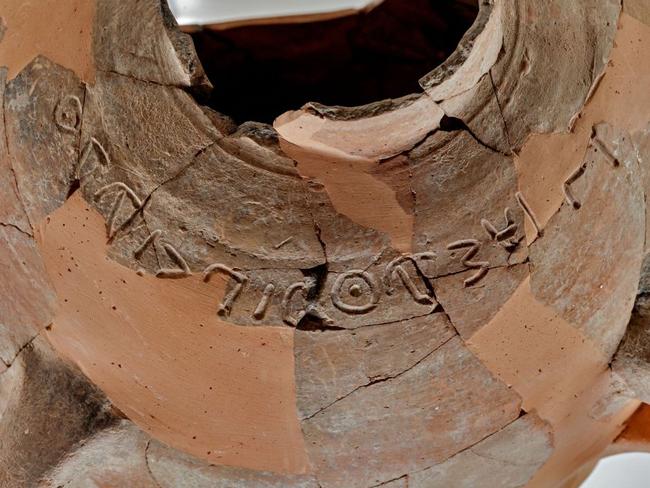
left=0, top=67, right=30, bottom=233
left=410, top=130, right=526, bottom=279
left=467, top=278, right=639, bottom=488
left=309, top=258, right=440, bottom=329
left=420, top=1, right=511, bottom=152
left=276, top=95, right=444, bottom=162
left=307, top=182, right=392, bottom=271
left=612, top=404, right=650, bottom=454
left=612, top=257, right=650, bottom=403
left=0, top=0, right=94, bottom=81
left=633, top=123, right=650, bottom=250
left=76, top=69, right=219, bottom=272
left=435, top=0, right=621, bottom=154
left=143, top=140, right=326, bottom=271
left=4, top=56, right=84, bottom=226
left=93, top=0, right=210, bottom=88
left=420, top=0, right=503, bottom=103
left=438, top=72, right=511, bottom=155
left=294, top=314, right=455, bottom=419
left=492, top=0, right=621, bottom=150
left=0, top=335, right=116, bottom=487
left=39, top=193, right=310, bottom=474
left=278, top=138, right=416, bottom=255
left=527, top=372, right=638, bottom=488
left=515, top=13, right=650, bottom=240
left=43, top=419, right=320, bottom=488
left=0, top=224, right=55, bottom=366
left=528, top=123, right=645, bottom=356
left=147, top=439, right=320, bottom=488
left=207, top=267, right=305, bottom=327
left=41, top=421, right=158, bottom=488
left=409, top=414, right=553, bottom=488
left=274, top=94, right=447, bottom=255
left=1, top=0, right=649, bottom=485
left=624, top=0, right=650, bottom=26
left=302, top=337, right=521, bottom=488
left=78, top=70, right=218, bottom=198
left=468, top=277, right=609, bottom=421
left=432, top=263, right=529, bottom=340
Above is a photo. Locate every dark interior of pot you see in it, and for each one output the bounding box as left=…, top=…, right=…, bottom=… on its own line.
left=188, top=0, right=480, bottom=123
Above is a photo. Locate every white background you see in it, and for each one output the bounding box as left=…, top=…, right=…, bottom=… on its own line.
left=581, top=453, right=650, bottom=488
left=168, top=0, right=374, bottom=24
left=167, top=1, right=650, bottom=486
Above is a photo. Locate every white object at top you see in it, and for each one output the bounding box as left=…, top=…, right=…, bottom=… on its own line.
left=167, top=0, right=375, bottom=26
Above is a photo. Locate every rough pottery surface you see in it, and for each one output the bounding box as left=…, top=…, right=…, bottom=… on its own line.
left=0, top=0, right=650, bottom=487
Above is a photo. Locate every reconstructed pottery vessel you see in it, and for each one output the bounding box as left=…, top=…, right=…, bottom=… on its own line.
left=0, top=1, right=650, bottom=487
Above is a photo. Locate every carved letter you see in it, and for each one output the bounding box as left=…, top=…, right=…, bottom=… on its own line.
left=202, top=264, right=248, bottom=316
left=384, top=253, right=438, bottom=307
left=78, top=137, right=110, bottom=179
left=282, top=282, right=309, bottom=326
left=331, top=270, right=380, bottom=314
left=94, top=182, right=142, bottom=238
left=447, top=239, right=489, bottom=287
left=282, top=280, right=334, bottom=326
left=562, top=163, right=587, bottom=210
left=156, top=243, right=192, bottom=279
left=133, top=229, right=162, bottom=259
left=515, top=191, right=543, bottom=238
left=254, top=283, right=275, bottom=320
left=591, top=136, right=620, bottom=167
left=54, top=94, right=82, bottom=134
left=481, top=208, right=518, bottom=251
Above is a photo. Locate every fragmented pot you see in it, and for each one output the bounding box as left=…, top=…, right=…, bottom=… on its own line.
left=0, top=0, right=650, bottom=487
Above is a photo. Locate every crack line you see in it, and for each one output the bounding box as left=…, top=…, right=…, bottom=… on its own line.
left=370, top=474, right=408, bottom=487
left=488, top=69, right=513, bottom=154
left=0, top=220, right=32, bottom=238
left=1, top=328, right=44, bottom=370
left=302, top=333, right=457, bottom=421
left=470, top=449, right=539, bottom=468
left=110, top=140, right=217, bottom=242
left=406, top=413, right=523, bottom=479
left=99, top=68, right=184, bottom=90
